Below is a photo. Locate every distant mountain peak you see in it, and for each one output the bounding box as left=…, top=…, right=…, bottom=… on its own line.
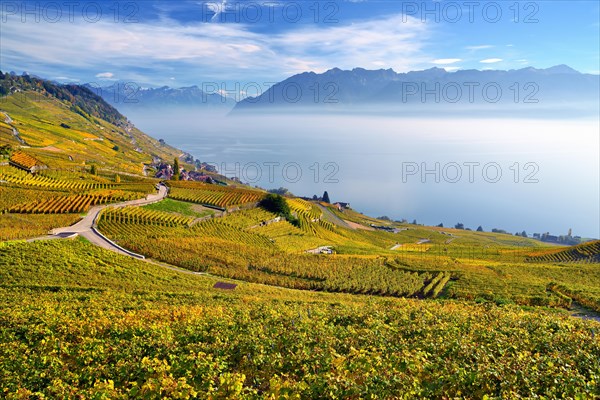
left=545, top=64, right=580, bottom=74
left=425, top=67, right=447, bottom=72
left=325, top=67, right=343, bottom=74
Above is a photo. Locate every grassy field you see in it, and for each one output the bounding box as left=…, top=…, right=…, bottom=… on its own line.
left=0, top=239, right=598, bottom=398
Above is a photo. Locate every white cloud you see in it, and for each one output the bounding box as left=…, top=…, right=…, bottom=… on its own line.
left=465, top=45, right=493, bottom=51
left=432, top=58, right=461, bottom=65
left=1, top=12, right=430, bottom=82
left=480, top=58, right=503, bottom=64
left=95, top=72, right=115, bottom=79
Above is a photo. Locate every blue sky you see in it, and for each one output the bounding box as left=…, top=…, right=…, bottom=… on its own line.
left=1, top=0, right=598, bottom=87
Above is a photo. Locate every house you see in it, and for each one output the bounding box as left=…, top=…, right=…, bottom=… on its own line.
left=333, top=202, right=350, bottom=211
left=9, top=151, right=47, bottom=173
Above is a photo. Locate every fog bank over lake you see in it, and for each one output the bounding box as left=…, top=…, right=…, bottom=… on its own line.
left=127, top=109, right=599, bottom=238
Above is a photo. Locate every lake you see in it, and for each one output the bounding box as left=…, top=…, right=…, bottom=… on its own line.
left=125, top=109, right=600, bottom=239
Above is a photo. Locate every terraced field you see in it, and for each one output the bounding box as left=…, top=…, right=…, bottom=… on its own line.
left=527, top=240, right=600, bottom=263
left=8, top=191, right=140, bottom=214
left=167, top=181, right=265, bottom=209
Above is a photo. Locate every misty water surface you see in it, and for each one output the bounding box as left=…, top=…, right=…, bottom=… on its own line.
left=126, top=109, right=599, bottom=238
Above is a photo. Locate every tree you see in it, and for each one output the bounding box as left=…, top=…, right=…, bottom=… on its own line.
left=0, top=144, right=12, bottom=157
left=521, top=231, right=528, bottom=237
left=322, top=191, right=330, bottom=203
left=259, top=194, right=298, bottom=226
left=476, top=226, right=483, bottom=232
left=90, top=165, right=97, bottom=175
left=412, top=219, right=417, bottom=225
left=455, top=223, right=464, bottom=230
left=172, top=158, right=180, bottom=181
left=437, top=223, right=444, bottom=228
left=268, top=187, right=289, bottom=196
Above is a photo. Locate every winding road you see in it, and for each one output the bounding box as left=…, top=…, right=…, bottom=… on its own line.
left=50, top=184, right=168, bottom=256
left=2, top=111, right=28, bottom=145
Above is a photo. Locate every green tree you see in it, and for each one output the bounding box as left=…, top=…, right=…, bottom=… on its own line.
left=322, top=191, right=330, bottom=203
left=477, top=226, right=483, bottom=232
left=259, top=194, right=298, bottom=226
left=268, top=187, right=289, bottom=196
left=172, top=158, right=180, bottom=181
left=90, top=165, right=97, bottom=175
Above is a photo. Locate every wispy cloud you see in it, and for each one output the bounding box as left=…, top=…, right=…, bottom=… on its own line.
left=1, top=12, right=430, bottom=84
left=432, top=58, right=461, bottom=65
left=466, top=45, right=493, bottom=51
left=54, top=76, right=80, bottom=82
left=95, top=72, right=115, bottom=79
left=480, top=58, right=503, bottom=64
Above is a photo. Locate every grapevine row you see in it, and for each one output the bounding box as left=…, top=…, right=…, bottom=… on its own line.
left=9, top=193, right=134, bottom=214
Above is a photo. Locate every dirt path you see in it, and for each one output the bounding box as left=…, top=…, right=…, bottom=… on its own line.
left=345, top=220, right=375, bottom=231
left=569, top=302, right=600, bottom=323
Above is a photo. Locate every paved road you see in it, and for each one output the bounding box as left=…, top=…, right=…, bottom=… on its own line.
left=31, top=183, right=215, bottom=276
left=2, top=111, right=28, bottom=145
left=51, top=184, right=168, bottom=255
left=314, top=203, right=353, bottom=230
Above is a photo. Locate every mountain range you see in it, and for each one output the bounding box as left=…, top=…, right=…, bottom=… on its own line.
left=84, top=82, right=234, bottom=110
left=76, top=65, right=600, bottom=115
left=233, top=65, right=599, bottom=113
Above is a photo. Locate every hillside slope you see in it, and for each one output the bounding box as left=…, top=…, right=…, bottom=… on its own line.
left=527, top=240, right=600, bottom=263
left=0, top=72, right=188, bottom=175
